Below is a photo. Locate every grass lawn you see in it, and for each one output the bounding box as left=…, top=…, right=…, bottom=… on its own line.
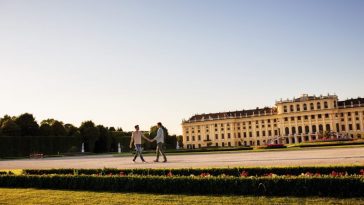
left=0, top=188, right=363, bottom=205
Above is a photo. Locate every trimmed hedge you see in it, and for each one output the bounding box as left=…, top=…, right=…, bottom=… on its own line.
left=291, top=140, right=364, bottom=148
left=0, top=136, right=82, bottom=158
left=0, top=175, right=362, bottom=197
left=23, top=166, right=364, bottom=177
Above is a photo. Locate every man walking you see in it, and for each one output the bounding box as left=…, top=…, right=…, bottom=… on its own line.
left=150, top=122, right=167, bottom=163
left=129, top=125, right=149, bottom=163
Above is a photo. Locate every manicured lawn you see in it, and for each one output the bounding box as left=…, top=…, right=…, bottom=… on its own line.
left=0, top=188, right=362, bottom=205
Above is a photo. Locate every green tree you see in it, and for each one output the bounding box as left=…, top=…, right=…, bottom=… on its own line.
left=1, top=119, right=21, bottom=136
left=94, top=125, right=112, bottom=153
left=109, top=127, right=116, bottom=132
left=39, top=123, right=53, bottom=136
left=80, top=121, right=100, bottom=152
left=51, top=121, right=67, bottom=136
left=65, top=124, right=78, bottom=136
left=14, top=113, right=39, bottom=136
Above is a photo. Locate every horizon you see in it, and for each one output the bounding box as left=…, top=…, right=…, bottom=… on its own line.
left=1, top=0, right=363, bottom=135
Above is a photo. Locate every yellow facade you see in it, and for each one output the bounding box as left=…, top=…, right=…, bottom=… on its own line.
left=181, top=94, right=364, bottom=149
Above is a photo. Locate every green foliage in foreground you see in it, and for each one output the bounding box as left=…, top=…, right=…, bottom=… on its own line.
left=0, top=188, right=363, bottom=205
left=0, top=174, right=363, bottom=197
left=23, top=165, right=364, bottom=177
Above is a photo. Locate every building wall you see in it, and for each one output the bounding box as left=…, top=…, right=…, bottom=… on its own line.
left=182, top=95, right=364, bottom=149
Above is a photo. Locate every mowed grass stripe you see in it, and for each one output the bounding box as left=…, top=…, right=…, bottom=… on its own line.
left=0, top=188, right=363, bottom=205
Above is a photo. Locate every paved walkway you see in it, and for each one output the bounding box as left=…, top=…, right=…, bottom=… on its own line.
left=0, top=147, right=363, bottom=169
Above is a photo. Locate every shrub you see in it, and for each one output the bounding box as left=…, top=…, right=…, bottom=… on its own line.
left=0, top=175, right=362, bottom=197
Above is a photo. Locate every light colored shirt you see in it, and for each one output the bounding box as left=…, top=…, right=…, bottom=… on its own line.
left=153, top=127, right=164, bottom=143
left=131, top=131, right=143, bottom=145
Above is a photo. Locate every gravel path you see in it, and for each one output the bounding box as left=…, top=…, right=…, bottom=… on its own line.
left=0, top=147, right=363, bottom=169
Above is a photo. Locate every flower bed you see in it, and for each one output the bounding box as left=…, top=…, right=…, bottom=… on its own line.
left=23, top=166, right=364, bottom=177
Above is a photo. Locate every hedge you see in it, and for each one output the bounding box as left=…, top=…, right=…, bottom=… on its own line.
left=290, top=140, right=364, bottom=148
left=23, top=166, right=364, bottom=177
left=0, top=136, right=82, bottom=158
left=0, top=175, right=362, bottom=197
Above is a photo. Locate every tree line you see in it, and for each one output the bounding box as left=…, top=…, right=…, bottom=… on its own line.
left=0, top=113, right=183, bottom=157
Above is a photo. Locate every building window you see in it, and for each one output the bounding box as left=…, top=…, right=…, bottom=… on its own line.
left=291, top=117, right=295, bottom=121
left=292, top=127, right=296, bottom=134
left=310, top=103, right=314, bottom=110
left=326, top=124, right=330, bottom=131
left=187, top=136, right=190, bottom=141
left=290, top=105, right=294, bottom=112
left=318, top=124, right=323, bottom=132
left=268, top=130, right=271, bottom=136
left=285, top=127, right=289, bottom=135
left=215, top=134, right=218, bottom=139
left=198, top=135, right=201, bottom=141
left=227, top=133, right=231, bottom=138
left=296, top=104, right=300, bottom=111
left=349, top=124, right=353, bottom=130
left=312, top=125, right=317, bottom=133
left=256, top=131, right=260, bottom=137
left=318, top=114, right=322, bottom=119
left=317, top=102, right=321, bottom=109
left=228, top=142, right=231, bottom=146
left=304, top=115, right=308, bottom=120
left=244, top=132, right=247, bottom=138
left=342, top=125, right=346, bottom=131
left=303, top=104, right=307, bottom=111
left=238, top=133, right=241, bottom=138
left=311, top=115, right=315, bottom=119
left=305, top=126, right=309, bottom=134
left=249, top=132, right=252, bottom=137
left=221, top=134, right=224, bottom=139
left=357, top=124, right=360, bottom=130
left=298, top=126, right=302, bottom=134
left=262, top=131, right=266, bottom=136
left=192, top=136, right=195, bottom=141
left=325, top=114, right=329, bottom=118
left=324, top=101, right=328, bottom=109
left=284, top=105, right=287, bottom=113
left=297, top=116, right=301, bottom=120
left=222, top=142, right=225, bottom=147
left=285, top=117, right=288, bottom=122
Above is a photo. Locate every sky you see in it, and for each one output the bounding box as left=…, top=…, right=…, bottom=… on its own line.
left=0, top=0, right=363, bottom=134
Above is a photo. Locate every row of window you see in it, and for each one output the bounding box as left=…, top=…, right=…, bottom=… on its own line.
left=283, top=101, right=334, bottom=113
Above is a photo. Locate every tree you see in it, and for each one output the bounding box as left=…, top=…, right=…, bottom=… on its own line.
left=39, top=123, right=53, bottom=136
left=79, top=121, right=100, bottom=152
left=51, top=121, right=67, bottom=136
left=0, top=115, right=12, bottom=127
left=94, top=125, right=112, bottom=153
left=64, top=124, right=78, bottom=136
left=14, top=113, right=39, bottom=136
left=1, top=119, right=21, bottom=136
left=109, top=127, right=116, bottom=132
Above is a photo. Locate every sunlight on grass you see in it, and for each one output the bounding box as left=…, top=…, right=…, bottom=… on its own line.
left=0, top=169, right=23, bottom=175
left=0, top=188, right=362, bottom=205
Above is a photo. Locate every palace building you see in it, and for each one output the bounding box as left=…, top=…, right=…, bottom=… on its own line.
left=181, top=94, right=364, bottom=149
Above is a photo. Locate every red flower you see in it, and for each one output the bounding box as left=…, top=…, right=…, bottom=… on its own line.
left=240, top=171, right=249, bottom=177
left=200, top=172, right=211, bottom=177
left=167, top=171, right=173, bottom=177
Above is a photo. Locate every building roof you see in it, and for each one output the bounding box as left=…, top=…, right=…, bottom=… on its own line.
left=338, top=98, right=364, bottom=107
left=187, top=107, right=277, bottom=122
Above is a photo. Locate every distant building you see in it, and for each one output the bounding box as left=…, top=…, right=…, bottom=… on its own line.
left=181, top=94, right=364, bottom=149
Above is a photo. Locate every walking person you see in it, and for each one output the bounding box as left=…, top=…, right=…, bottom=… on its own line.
left=129, top=125, right=149, bottom=163
left=149, top=122, right=167, bottom=163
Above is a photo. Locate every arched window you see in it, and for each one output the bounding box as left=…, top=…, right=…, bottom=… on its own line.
left=312, top=125, right=317, bottom=133
left=317, top=102, right=321, bottom=109
left=318, top=124, right=323, bottom=132
left=298, top=126, right=302, bottom=134
left=305, top=126, right=310, bottom=134
left=310, top=103, right=314, bottom=110
left=285, top=127, right=289, bottom=135
left=296, top=104, right=300, bottom=111
left=326, top=124, right=330, bottom=131
left=292, top=127, right=296, bottom=135
left=303, top=104, right=307, bottom=111
left=324, top=101, right=328, bottom=109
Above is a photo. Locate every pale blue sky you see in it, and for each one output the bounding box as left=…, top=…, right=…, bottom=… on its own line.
left=0, top=0, right=363, bottom=134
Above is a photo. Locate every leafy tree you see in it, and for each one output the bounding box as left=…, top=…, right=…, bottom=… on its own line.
left=94, top=125, right=112, bottom=153
left=41, top=119, right=56, bottom=125
left=109, top=127, right=116, bottom=132
left=65, top=124, right=78, bottom=136
left=176, top=135, right=184, bottom=148
left=0, top=115, right=12, bottom=127
left=14, top=113, right=39, bottom=136
left=39, top=123, right=53, bottom=136
left=80, top=121, right=100, bottom=152
left=51, top=121, right=67, bottom=136
left=1, top=119, right=21, bottom=136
